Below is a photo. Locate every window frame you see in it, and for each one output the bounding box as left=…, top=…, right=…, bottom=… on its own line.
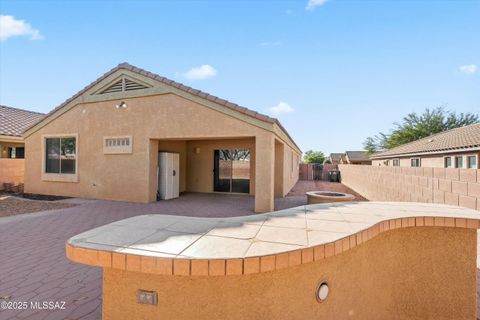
left=454, top=156, right=464, bottom=169
left=392, top=159, right=400, bottom=167
left=443, top=156, right=452, bottom=168
left=410, top=158, right=421, bottom=167
left=42, top=134, right=78, bottom=183
left=466, top=155, right=478, bottom=169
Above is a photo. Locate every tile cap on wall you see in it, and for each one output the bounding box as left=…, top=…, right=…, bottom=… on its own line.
left=66, top=201, right=480, bottom=276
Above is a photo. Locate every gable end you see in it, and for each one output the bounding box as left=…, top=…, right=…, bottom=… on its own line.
left=95, top=76, right=152, bottom=95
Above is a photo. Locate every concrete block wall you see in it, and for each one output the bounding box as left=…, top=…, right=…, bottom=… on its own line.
left=0, top=159, right=25, bottom=190
left=339, top=164, right=480, bottom=211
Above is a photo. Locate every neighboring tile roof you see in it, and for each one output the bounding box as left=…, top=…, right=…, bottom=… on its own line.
left=371, top=123, right=480, bottom=159
left=345, top=151, right=370, bottom=162
left=24, top=63, right=300, bottom=151
left=329, top=153, right=345, bottom=161
left=0, top=105, right=44, bottom=137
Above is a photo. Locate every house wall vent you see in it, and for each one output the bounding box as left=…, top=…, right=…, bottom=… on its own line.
left=103, top=136, right=133, bottom=154
left=98, top=77, right=151, bottom=94
left=125, top=78, right=149, bottom=91
left=100, top=79, right=124, bottom=94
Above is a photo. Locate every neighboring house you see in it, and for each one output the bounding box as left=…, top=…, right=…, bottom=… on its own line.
left=370, top=123, right=480, bottom=169
left=0, top=105, right=44, bottom=159
left=23, top=63, right=301, bottom=212
left=0, top=105, right=44, bottom=190
left=327, top=153, right=345, bottom=165
left=341, top=151, right=372, bottom=165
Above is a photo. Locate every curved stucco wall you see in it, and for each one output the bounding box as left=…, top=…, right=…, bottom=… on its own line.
left=100, top=227, right=476, bottom=320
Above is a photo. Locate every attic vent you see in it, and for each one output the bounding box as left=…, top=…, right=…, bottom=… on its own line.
left=98, top=77, right=150, bottom=94
left=101, top=79, right=123, bottom=94
left=125, top=78, right=148, bottom=91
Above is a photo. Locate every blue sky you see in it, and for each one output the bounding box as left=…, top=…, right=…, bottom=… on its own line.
left=1, top=0, right=479, bottom=154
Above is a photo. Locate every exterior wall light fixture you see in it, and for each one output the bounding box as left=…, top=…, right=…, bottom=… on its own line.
left=316, top=281, right=330, bottom=302
left=115, top=101, right=128, bottom=109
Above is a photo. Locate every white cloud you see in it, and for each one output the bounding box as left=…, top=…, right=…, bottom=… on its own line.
left=0, top=15, right=43, bottom=41
left=459, top=64, right=478, bottom=74
left=268, top=101, right=295, bottom=115
left=306, top=0, right=329, bottom=11
left=182, top=64, right=217, bottom=80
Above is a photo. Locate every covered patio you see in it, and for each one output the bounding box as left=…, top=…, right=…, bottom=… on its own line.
left=149, top=136, right=298, bottom=213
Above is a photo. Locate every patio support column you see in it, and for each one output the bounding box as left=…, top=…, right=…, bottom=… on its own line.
left=148, top=139, right=159, bottom=202
left=255, top=133, right=275, bottom=213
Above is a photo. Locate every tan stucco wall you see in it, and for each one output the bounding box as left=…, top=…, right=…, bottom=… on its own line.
left=282, top=147, right=299, bottom=196
left=274, top=140, right=284, bottom=197
left=339, top=164, right=480, bottom=210
left=0, top=159, right=24, bottom=189
left=25, top=93, right=299, bottom=211
left=101, top=227, right=476, bottom=320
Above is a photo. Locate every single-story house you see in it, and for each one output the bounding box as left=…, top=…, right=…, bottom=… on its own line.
left=370, top=123, right=480, bottom=169
left=23, top=63, right=301, bottom=212
left=327, top=153, right=345, bottom=165
left=340, top=151, right=372, bottom=165
left=0, top=105, right=44, bottom=159
left=0, top=105, right=44, bottom=190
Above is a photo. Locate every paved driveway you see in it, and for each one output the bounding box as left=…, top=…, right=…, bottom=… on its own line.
left=0, top=186, right=478, bottom=319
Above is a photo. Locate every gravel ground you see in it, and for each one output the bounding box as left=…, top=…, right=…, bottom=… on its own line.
left=0, top=196, right=77, bottom=217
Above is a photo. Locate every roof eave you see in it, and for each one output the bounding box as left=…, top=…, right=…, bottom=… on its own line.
left=0, top=134, right=24, bottom=143
left=370, top=145, right=480, bottom=159
left=22, top=63, right=301, bottom=154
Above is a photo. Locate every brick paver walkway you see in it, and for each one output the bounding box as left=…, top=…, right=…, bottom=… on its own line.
left=0, top=183, right=323, bottom=320
left=0, top=181, right=477, bottom=319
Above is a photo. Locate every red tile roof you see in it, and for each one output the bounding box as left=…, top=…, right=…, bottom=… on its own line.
left=24, top=63, right=300, bottom=151
left=0, top=105, right=44, bottom=137
left=371, top=123, right=480, bottom=158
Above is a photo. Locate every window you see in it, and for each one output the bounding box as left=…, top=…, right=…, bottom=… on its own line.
left=410, top=158, right=421, bottom=167
left=392, top=159, right=400, bottom=167
left=444, top=157, right=452, bottom=168
left=8, top=147, right=24, bottom=159
left=467, top=155, right=477, bottom=169
left=455, top=156, right=463, bottom=168
left=45, top=137, right=76, bottom=174
left=103, top=136, right=132, bottom=154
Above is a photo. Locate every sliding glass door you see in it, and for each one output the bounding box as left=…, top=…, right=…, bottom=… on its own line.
left=213, top=149, right=250, bottom=193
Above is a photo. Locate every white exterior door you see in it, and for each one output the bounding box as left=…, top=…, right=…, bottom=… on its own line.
left=158, top=152, right=180, bottom=200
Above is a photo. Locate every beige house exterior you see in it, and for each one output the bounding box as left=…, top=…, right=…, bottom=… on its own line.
left=23, top=63, right=301, bottom=212
left=0, top=105, right=44, bottom=159
left=339, top=151, right=371, bottom=165
left=327, top=153, right=344, bottom=165
left=371, top=124, right=480, bottom=169
left=0, top=105, right=44, bottom=190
